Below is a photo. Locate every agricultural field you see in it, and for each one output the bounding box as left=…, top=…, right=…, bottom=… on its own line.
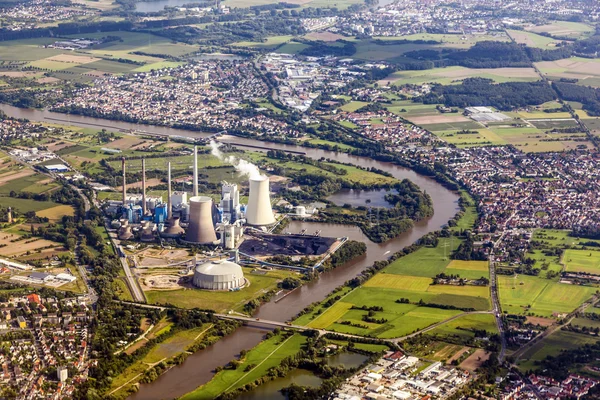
left=498, top=274, right=597, bottom=317
left=231, top=35, right=294, bottom=50
left=297, top=223, right=494, bottom=339
left=583, top=117, right=600, bottom=136
left=0, top=31, right=195, bottom=88
left=517, top=330, right=599, bottom=371
left=507, top=30, right=567, bottom=49
left=145, top=268, right=298, bottom=312
left=535, top=57, right=600, bottom=87
left=427, top=313, right=498, bottom=339
left=379, top=66, right=540, bottom=86
left=181, top=332, right=308, bottom=400
left=564, top=249, right=600, bottom=275
left=525, top=21, right=595, bottom=39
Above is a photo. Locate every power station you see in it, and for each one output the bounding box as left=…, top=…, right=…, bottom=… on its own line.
left=110, top=151, right=276, bottom=245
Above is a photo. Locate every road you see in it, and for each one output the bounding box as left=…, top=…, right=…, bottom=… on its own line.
left=74, top=239, right=98, bottom=304
left=117, top=245, right=146, bottom=303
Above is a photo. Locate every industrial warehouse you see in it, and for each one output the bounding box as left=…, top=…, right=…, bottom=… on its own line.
left=104, top=145, right=347, bottom=293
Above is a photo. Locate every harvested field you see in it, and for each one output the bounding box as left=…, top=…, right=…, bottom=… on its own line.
left=0, top=169, right=35, bottom=185
left=459, top=349, right=490, bottom=372
left=304, top=32, right=345, bottom=42
left=46, top=54, right=100, bottom=64
left=36, top=205, right=75, bottom=220
left=36, top=77, right=60, bottom=84
left=0, top=236, right=61, bottom=257
left=0, top=71, right=39, bottom=77
left=447, top=346, right=471, bottom=364
left=525, top=316, right=554, bottom=327
left=407, top=115, right=471, bottom=125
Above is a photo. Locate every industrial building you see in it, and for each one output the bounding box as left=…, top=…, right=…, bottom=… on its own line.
left=108, top=145, right=278, bottom=246
left=192, top=259, right=245, bottom=290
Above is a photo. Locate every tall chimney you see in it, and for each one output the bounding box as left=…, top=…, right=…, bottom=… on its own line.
left=167, top=161, right=172, bottom=221
left=122, top=157, right=127, bottom=206
left=142, top=158, right=147, bottom=216
left=193, top=145, right=199, bottom=197
left=7, top=207, right=12, bottom=224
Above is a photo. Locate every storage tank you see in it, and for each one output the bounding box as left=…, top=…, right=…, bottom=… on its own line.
left=192, top=260, right=245, bottom=290
left=296, top=206, right=306, bottom=216
left=186, top=196, right=218, bottom=244
left=222, top=225, right=235, bottom=249
left=245, top=176, right=275, bottom=226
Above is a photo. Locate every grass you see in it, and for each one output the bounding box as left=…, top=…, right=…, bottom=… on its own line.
left=0, top=173, right=55, bottom=195
left=428, top=313, right=498, bottom=339
left=307, top=139, right=356, bottom=151
left=498, top=274, right=597, bottom=317
left=518, top=330, right=599, bottom=371
left=384, top=237, right=460, bottom=277
left=445, top=260, right=490, bottom=280
left=526, top=21, right=595, bottom=39
left=181, top=332, right=307, bottom=400
left=307, top=301, right=353, bottom=329
left=145, top=268, right=296, bottom=313
left=564, top=249, right=600, bottom=275
left=339, top=101, right=369, bottom=112
left=231, top=35, right=294, bottom=50
left=0, top=197, right=62, bottom=213
left=380, top=66, right=539, bottom=86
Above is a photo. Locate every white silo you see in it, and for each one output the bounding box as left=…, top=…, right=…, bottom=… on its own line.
left=186, top=196, right=218, bottom=244
left=246, top=176, right=275, bottom=226
left=222, top=224, right=236, bottom=249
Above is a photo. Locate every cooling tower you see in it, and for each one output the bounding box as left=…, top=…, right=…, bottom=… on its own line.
left=186, top=196, right=218, bottom=244
left=118, top=219, right=134, bottom=241
left=246, top=176, right=275, bottom=226
left=140, top=221, right=155, bottom=242
left=163, top=216, right=185, bottom=238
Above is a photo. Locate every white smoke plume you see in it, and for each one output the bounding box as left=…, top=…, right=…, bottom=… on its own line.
left=209, top=140, right=263, bottom=180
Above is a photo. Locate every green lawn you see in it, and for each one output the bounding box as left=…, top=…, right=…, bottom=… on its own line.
left=146, top=268, right=296, bottom=313
left=181, top=332, right=308, bottom=400
left=384, top=237, right=460, bottom=277
left=564, top=249, right=600, bottom=275
left=0, top=197, right=61, bottom=213
left=498, top=274, right=597, bottom=317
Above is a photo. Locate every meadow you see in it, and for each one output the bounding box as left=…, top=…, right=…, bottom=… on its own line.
left=379, top=66, right=540, bottom=86
left=498, top=274, right=597, bottom=317
left=525, top=21, right=595, bottom=39
left=181, top=332, right=308, bottom=400
left=535, top=57, right=600, bottom=88
left=517, top=330, right=599, bottom=371
left=507, top=29, right=565, bottom=49
left=427, top=313, right=497, bottom=339
left=145, top=268, right=297, bottom=312
left=564, top=249, right=600, bottom=275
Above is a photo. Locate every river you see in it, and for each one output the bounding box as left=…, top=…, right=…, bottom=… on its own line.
left=0, top=104, right=459, bottom=399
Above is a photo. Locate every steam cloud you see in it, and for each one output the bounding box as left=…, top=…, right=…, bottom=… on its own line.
left=209, top=140, right=263, bottom=180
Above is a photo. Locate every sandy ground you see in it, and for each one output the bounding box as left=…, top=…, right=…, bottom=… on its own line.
left=537, top=59, right=600, bottom=77
left=407, top=115, right=471, bottom=124
left=442, top=67, right=539, bottom=79
left=141, top=274, right=184, bottom=290
left=116, top=178, right=162, bottom=191
left=446, top=347, right=471, bottom=364
left=525, top=316, right=554, bottom=327
left=37, top=77, right=61, bottom=84
left=304, top=32, right=345, bottom=42
left=459, top=349, right=490, bottom=372
left=0, top=169, right=35, bottom=185
left=0, top=71, right=39, bottom=78
left=46, top=54, right=100, bottom=64
left=0, top=235, right=61, bottom=257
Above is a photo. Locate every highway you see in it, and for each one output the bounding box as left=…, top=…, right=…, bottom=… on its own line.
left=117, top=244, right=146, bottom=303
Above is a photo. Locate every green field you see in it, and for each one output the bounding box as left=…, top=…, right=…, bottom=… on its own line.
left=145, top=268, right=296, bottom=312
left=339, top=101, right=370, bottom=112
left=498, top=274, right=596, bottom=317
left=231, top=35, right=294, bottom=50
left=526, top=21, right=595, bottom=39
left=507, top=29, right=565, bottom=49
left=428, top=313, right=498, bottom=339
left=380, top=66, right=539, bottom=86
left=564, top=249, right=600, bottom=275
left=0, top=197, right=62, bottom=213
left=384, top=237, right=460, bottom=277
left=181, top=332, right=308, bottom=400
left=518, top=330, right=599, bottom=371
left=0, top=173, right=57, bottom=194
